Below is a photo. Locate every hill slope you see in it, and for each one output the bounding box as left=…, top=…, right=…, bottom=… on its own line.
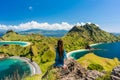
left=68, top=23, right=118, bottom=42
left=77, top=53, right=120, bottom=71
left=63, top=23, right=119, bottom=52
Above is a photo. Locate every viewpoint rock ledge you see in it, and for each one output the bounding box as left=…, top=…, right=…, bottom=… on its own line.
left=42, top=59, right=104, bottom=80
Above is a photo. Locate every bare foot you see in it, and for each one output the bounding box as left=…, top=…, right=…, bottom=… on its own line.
left=62, top=65, right=68, bottom=70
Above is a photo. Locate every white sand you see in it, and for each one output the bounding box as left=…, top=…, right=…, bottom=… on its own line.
left=90, top=43, right=103, bottom=47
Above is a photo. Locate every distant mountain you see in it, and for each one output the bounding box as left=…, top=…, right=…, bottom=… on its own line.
left=0, top=33, right=5, bottom=37
left=66, top=23, right=119, bottom=42
left=111, top=33, right=120, bottom=36
left=18, top=29, right=68, bottom=37
left=0, top=30, right=6, bottom=37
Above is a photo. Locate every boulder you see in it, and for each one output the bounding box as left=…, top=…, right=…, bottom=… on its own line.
left=111, top=66, right=120, bottom=80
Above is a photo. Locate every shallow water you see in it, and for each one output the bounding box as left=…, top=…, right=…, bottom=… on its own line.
left=0, top=58, right=31, bottom=80
left=0, top=41, right=29, bottom=47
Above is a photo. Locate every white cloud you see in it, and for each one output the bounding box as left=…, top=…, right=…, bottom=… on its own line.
left=95, top=24, right=100, bottom=27
left=28, top=6, right=32, bottom=10
left=81, top=22, right=86, bottom=26
left=76, top=23, right=81, bottom=26
left=0, top=21, right=102, bottom=31
left=0, top=21, right=74, bottom=31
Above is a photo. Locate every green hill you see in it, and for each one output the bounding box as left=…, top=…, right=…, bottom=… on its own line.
left=68, top=23, right=118, bottom=42
left=0, top=31, right=58, bottom=73
left=63, top=23, right=119, bottom=52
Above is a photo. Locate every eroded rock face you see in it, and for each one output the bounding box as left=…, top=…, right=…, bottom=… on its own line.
left=42, top=59, right=104, bottom=80
left=86, top=70, right=104, bottom=80
left=111, top=66, right=120, bottom=80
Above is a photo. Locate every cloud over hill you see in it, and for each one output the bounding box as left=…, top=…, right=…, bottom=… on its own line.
left=0, top=21, right=74, bottom=31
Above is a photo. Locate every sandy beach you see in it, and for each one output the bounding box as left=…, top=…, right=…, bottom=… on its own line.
left=90, top=43, right=103, bottom=47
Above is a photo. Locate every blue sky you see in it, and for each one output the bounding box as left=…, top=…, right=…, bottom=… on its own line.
left=0, top=0, right=120, bottom=32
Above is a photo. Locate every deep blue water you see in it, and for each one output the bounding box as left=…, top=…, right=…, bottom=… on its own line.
left=0, top=58, right=31, bottom=80
left=0, top=34, right=4, bottom=37
left=0, top=41, right=29, bottom=47
left=69, top=42, right=120, bottom=60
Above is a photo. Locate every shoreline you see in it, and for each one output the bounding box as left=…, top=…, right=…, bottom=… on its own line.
left=9, top=56, right=41, bottom=75
left=90, top=42, right=103, bottom=47
left=67, top=49, right=89, bottom=58
left=67, top=42, right=102, bottom=58
left=0, top=41, right=31, bottom=47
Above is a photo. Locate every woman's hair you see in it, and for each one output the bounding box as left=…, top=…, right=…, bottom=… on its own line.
left=57, top=39, right=64, bottom=58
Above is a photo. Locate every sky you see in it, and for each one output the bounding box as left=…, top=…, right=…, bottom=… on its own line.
left=0, top=0, right=120, bottom=32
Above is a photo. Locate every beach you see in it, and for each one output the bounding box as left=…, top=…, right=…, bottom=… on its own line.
left=9, top=56, right=41, bottom=75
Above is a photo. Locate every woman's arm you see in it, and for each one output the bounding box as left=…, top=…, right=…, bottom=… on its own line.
left=64, top=50, right=67, bottom=60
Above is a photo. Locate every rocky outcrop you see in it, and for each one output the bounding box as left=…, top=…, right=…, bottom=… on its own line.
left=111, top=65, right=120, bottom=80
left=42, top=59, right=104, bottom=80
left=0, top=54, right=8, bottom=59
left=86, top=70, right=104, bottom=80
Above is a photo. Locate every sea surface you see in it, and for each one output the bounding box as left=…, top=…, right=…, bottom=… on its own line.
left=69, top=42, right=120, bottom=60
left=0, top=58, right=31, bottom=80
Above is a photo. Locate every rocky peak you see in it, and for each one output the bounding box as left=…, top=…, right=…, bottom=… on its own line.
left=42, top=59, right=104, bottom=80
left=68, top=23, right=100, bottom=33
left=6, top=30, right=17, bottom=34
left=66, top=23, right=118, bottom=43
left=111, top=65, right=120, bottom=80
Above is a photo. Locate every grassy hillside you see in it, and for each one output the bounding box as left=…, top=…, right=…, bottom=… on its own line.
left=77, top=53, right=120, bottom=71
left=68, top=23, right=118, bottom=42
left=0, top=31, right=58, bottom=73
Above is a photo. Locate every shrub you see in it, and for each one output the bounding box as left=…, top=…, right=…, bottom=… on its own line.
left=87, top=63, right=104, bottom=71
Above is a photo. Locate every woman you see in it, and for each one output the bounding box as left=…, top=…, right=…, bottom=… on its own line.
left=54, top=39, right=67, bottom=69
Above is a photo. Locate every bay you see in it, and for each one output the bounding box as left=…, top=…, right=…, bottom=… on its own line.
left=68, top=42, right=120, bottom=60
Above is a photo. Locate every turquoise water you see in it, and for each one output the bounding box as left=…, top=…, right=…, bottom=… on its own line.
left=0, top=41, right=29, bottom=47
left=69, top=42, right=120, bottom=60
left=0, top=58, right=31, bottom=80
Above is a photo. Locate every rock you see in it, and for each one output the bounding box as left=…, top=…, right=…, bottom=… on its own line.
left=86, top=70, right=104, bottom=80
left=111, top=65, right=120, bottom=80
left=42, top=59, right=104, bottom=80
left=3, top=44, right=9, bottom=46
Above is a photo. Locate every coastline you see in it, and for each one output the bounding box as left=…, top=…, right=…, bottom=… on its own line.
left=67, top=42, right=102, bottom=58
left=90, top=42, right=103, bottom=47
left=67, top=49, right=89, bottom=58
left=0, top=41, right=31, bottom=47
left=9, top=56, right=41, bottom=75
left=23, top=42, right=31, bottom=47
